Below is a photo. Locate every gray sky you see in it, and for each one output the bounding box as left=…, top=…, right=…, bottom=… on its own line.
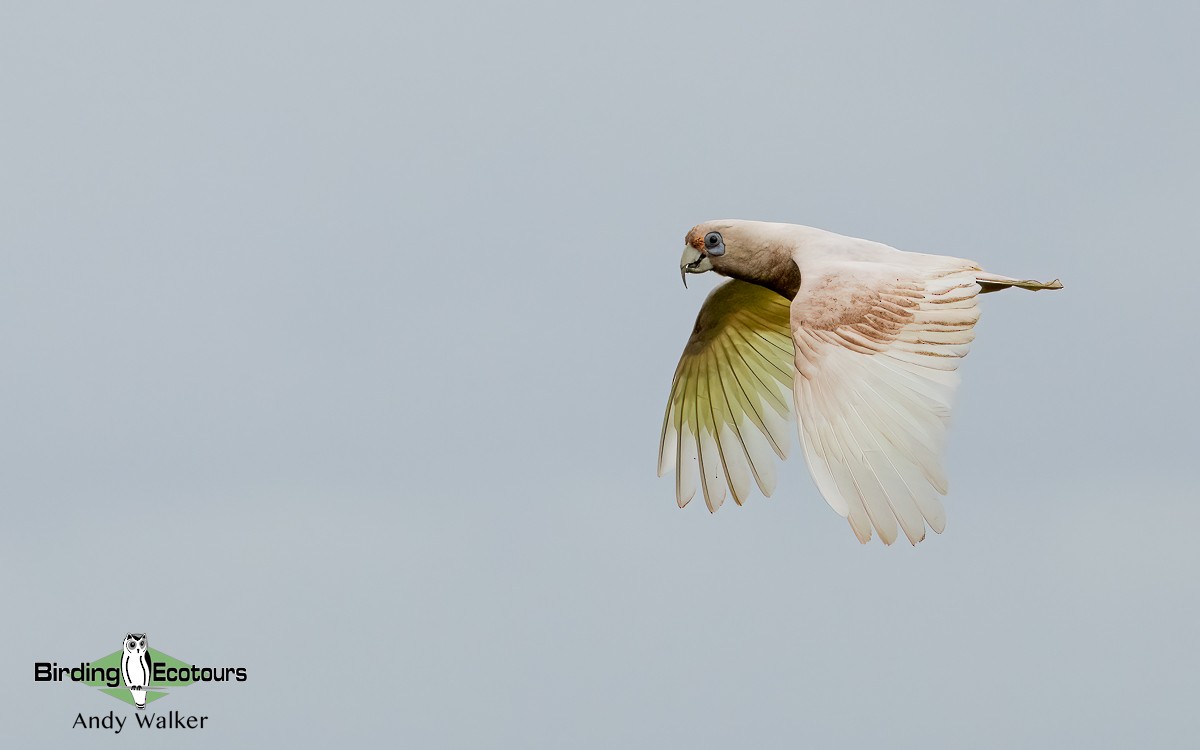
left=2, top=1, right=1197, bottom=747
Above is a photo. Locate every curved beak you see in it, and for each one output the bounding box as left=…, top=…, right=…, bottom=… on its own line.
left=679, top=246, right=713, bottom=288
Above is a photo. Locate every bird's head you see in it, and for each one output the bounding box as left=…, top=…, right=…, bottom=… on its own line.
left=680, top=223, right=725, bottom=284
left=680, top=220, right=801, bottom=299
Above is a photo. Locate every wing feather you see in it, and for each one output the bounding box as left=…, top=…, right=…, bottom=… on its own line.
left=791, top=264, right=983, bottom=544
left=658, top=280, right=794, bottom=510
left=696, top=353, right=727, bottom=511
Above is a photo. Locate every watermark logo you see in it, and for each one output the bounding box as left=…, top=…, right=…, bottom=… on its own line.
left=33, top=632, right=247, bottom=732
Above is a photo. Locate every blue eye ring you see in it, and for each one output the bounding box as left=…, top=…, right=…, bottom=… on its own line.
left=704, top=231, right=725, bottom=256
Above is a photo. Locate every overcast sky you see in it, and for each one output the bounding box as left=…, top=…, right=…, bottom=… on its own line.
left=2, top=2, right=1197, bottom=748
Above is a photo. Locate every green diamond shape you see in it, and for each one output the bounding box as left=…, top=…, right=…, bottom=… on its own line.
left=84, top=648, right=196, bottom=705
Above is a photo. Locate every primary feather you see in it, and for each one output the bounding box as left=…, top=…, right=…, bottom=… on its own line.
left=658, top=280, right=794, bottom=510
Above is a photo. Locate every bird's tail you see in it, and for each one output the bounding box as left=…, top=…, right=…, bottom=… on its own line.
left=975, top=271, right=1063, bottom=294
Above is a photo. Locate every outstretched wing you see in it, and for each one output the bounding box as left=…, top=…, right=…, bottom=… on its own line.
left=790, top=263, right=984, bottom=545
left=659, top=280, right=795, bottom=511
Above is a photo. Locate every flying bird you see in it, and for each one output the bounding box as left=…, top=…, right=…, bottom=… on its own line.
left=659, top=220, right=1061, bottom=545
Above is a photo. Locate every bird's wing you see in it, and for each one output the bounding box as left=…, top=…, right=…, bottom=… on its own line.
left=790, top=263, right=982, bottom=545
left=659, top=279, right=795, bottom=511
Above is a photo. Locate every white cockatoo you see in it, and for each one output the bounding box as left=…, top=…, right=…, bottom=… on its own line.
left=659, top=220, right=1061, bottom=545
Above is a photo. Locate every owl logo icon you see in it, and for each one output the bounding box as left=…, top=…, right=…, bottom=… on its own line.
left=120, top=633, right=152, bottom=709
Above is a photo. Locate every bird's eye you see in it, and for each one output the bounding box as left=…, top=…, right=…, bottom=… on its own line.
left=704, top=231, right=725, bottom=256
